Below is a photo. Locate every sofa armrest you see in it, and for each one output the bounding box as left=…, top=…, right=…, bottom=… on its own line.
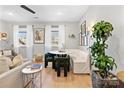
left=0, top=61, right=32, bottom=88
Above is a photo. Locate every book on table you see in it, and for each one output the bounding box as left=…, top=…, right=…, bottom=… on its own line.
left=31, top=63, right=42, bottom=69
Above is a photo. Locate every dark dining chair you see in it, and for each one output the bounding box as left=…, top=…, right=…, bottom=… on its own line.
left=54, top=55, right=70, bottom=77
left=45, top=53, right=56, bottom=69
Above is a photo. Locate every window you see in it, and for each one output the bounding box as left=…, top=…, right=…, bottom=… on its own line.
left=45, top=25, right=65, bottom=52
left=13, top=25, right=33, bottom=59
left=51, top=31, right=59, bottom=47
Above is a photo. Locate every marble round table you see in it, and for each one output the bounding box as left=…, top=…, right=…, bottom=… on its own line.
left=21, top=64, right=43, bottom=88
left=48, top=50, right=67, bottom=55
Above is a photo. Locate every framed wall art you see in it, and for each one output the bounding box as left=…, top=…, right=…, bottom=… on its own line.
left=33, top=28, right=45, bottom=44
left=81, top=20, right=86, bottom=35
left=79, top=32, right=82, bottom=46
left=82, top=35, right=88, bottom=46
left=80, top=20, right=89, bottom=46
left=0, top=32, right=8, bottom=40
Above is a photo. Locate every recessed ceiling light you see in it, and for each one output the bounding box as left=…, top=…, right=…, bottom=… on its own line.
left=8, top=12, right=13, bottom=16
left=57, top=12, right=63, bottom=15
left=34, top=16, right=39, bottom=19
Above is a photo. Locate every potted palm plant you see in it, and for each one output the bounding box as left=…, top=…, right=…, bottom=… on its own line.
left=90, top=21, right=117, bottom=88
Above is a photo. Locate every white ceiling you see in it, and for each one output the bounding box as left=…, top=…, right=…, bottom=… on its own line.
left=0, top=5, right=89, bottom=22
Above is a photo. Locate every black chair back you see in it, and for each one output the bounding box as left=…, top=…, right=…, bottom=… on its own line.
left=54, top=55, right=70, bottom=77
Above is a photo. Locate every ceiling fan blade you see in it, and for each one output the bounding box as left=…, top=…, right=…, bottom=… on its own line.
left=20, top=5, right=35, bottom=14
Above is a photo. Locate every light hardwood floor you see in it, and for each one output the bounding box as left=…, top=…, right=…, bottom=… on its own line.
left=42, top=67, right=92, bottom=88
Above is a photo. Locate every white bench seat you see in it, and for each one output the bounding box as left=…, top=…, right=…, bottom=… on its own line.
left=66, top=49, right=90, bottom=74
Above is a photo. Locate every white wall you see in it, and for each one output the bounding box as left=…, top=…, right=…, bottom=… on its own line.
left=1, top=21, right=79, bottom=56
left=12, top=22, right=79, bottom=49
left=79, top=5, right=124, bottom=73
left=0, top=20, right=13, bottom=50
left=65, top=23, right=79, bottom=49
left=32, top=22, right=79, bottom=55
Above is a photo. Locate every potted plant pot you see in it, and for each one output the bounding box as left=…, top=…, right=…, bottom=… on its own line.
left=92, top=70, right=121, bottom=88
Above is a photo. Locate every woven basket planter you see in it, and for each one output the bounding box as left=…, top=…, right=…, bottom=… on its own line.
left=92, top=70, right=121, bottom=88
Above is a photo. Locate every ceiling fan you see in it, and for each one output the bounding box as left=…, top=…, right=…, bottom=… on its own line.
left=20, top=5, right=35, bottom=14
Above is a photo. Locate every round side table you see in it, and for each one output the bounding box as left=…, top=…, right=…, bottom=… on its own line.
left=21, top=64, right=43, bottom=88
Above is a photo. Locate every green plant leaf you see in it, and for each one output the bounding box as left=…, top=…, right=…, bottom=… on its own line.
left=90, top=20, right=117, bottom=78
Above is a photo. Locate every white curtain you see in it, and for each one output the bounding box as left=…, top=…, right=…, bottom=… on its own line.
left=13, top=25, right=33, bottom=59
left=45, top=25, right=65, bottom=53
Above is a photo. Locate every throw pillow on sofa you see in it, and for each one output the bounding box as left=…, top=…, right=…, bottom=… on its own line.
left=12, top=54, right=23, bottom=67
left=0, top=56, right=14, bottom=69
left=2, top=50, right=12, bottom=56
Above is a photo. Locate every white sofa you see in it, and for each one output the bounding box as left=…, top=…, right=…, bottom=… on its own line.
left=0, top=61, right=31, bottom=88
left=66, top=49, right=90, bottom=74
